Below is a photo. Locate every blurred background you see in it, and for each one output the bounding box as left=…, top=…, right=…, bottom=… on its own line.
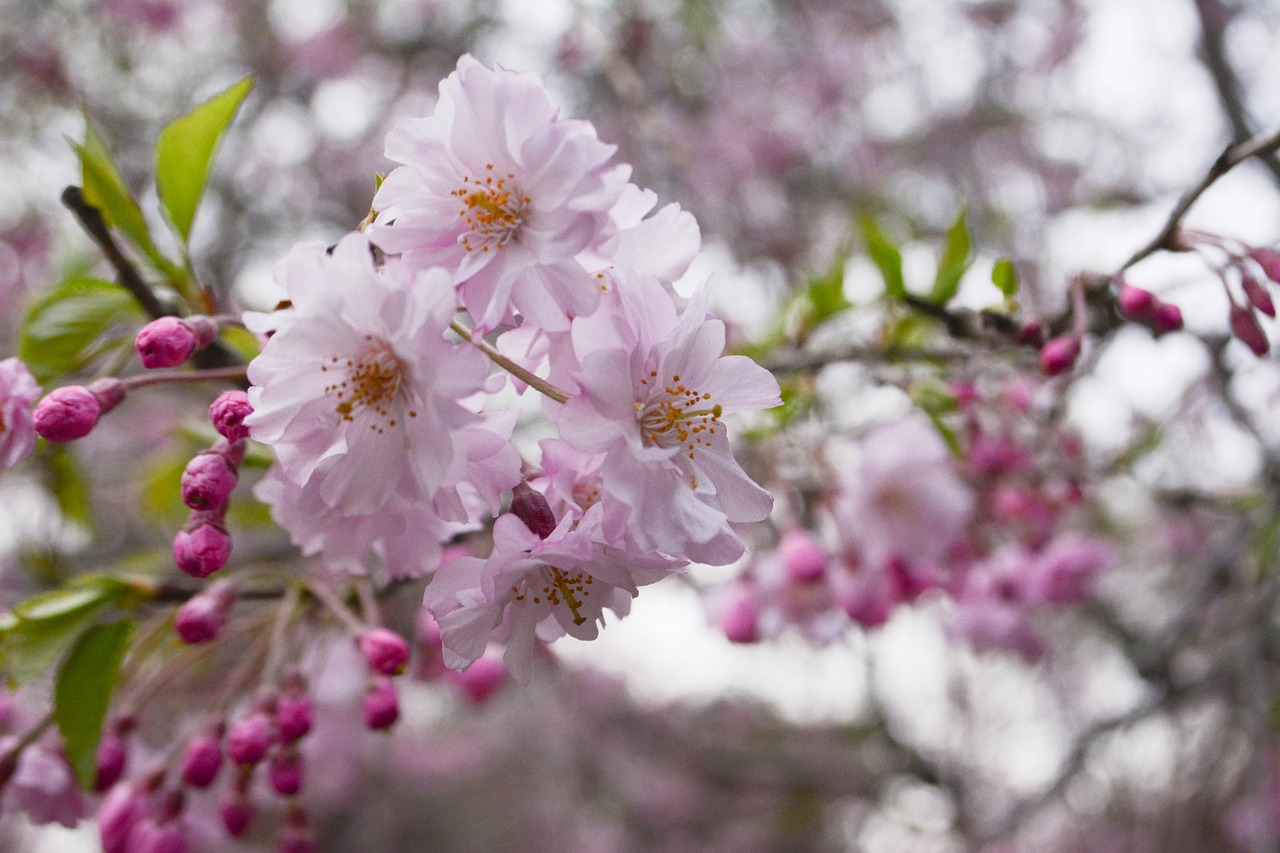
left=4, top=0, right=1280, bottom=851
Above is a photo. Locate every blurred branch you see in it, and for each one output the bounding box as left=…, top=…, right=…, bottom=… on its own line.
left=1191, top=0, right=1280, bottom=185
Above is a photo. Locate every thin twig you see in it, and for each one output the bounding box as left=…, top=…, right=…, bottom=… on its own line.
left=449, top=318, right=571, bottom=404
left=60, top=186, right=171, bottom=320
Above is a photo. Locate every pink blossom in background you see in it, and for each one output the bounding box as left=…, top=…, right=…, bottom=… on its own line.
left=1, top=742, right=87, bottom=828
left=370, top=54, right=627, bottom=332
left=835, top=416, right=975, bottom=571
left=0, top=358, right=39, bottom=471
left=552, top=270, right=780, bottom=565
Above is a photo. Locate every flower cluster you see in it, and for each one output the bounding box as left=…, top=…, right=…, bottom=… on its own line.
left=245, top=55, right=779, bottom=680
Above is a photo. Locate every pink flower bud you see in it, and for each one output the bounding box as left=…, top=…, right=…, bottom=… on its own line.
left=172, top=520, right=231, bottom=579
left=219, top=790, right=254, bottom=838
left=268, top=745, right=304, bottom=796
left=778, top=528, right=825, bottom=583
left=174, top=595, right=224, bottom=644
left=1150, top=300, right=1183, bottom=334
left=276, top=685, right=312, bottom=745
left=1117, top=284, right=1154, bottom=319
left=1039, top=335, right=1080, bottom=376
left=1016, top=319, right=1043, bottom=345
left=358, top=628, right=410, bottom=676
left=181, top=733, right=223, bottom=788
left=1230, top=303, right=1270, bottom=356
left=1250, top=247, right=1280, bottom=283
left=209, top=391, right=253, bottom=442
left=362, top=676, right=400, bottom=729
left=510, top=482, right=556, bottom=539
left=98, top=783, right=146, bottom=853
left=717, top=585, right=759, bottom=644
left=130, top=819, right=187, bottom=853
left=448, top=656, right=506, bottom=705
left=180, top=451, right=238, bottom=511
left=135, top=316, right=217, bottom=369
left=33, top=385, right=101, bottom=441
left=227, top=711, right=275, bottom=766
left=94, top=732, right=129, bottom=793
left=279, top=827, right=317, bottom=853
left=1242, top=273, right=1276, bottom=318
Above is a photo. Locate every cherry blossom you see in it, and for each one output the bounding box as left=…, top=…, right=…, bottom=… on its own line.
left=0, top=357, right=39, bottom=471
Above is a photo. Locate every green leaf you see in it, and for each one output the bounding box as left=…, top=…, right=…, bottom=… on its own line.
left=3, top=587, right=112, bottom=686
left=19, top=277, right=141, bottom=383
left=72, top=128, right=157, bottom=262
left=218, top=324, right=260, bottom=362
left=805, top=260, right=851, bottom=325
left=861, top=215, right=906, bottom=300
left=929, top=210, right=971, bottom=305
left=55, top=620, right=133, bottom=789
left=45, top=445, right=91, bottom=525
left=140, top=454, right=192, bottom=525
left=155, top=78, right=253, bottom=244
left=992, top=258, right=1018, bottom=299
left=910, top=380, right=958, bottom=417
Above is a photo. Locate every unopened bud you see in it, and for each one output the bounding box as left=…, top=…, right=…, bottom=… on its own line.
left=777, top=528, right=826, bottom=583
left=1230, top=303, right=1270, bottom=356
left=1150, top=300, right=1183, bottom=334
left=1250, top=247, right=1280, bottom=283
left=1117, top=284, right=1154, bottom=319
left=132, top=819, right=187, bottom=853
left=1242, top=273, right=1276, bottom=318
left=209, top=391, right=253, bottom=442
left=98, top=783, right=146, bottom=853
left=268, top=745, right=304, bottom=796
left=448, top=656, right=507, bottom=705
left=358, top=628, right=410, bottom=676
left=1039, top=335, right=1080, bottom=376
left=180, top=451, right=238, bottom=511
left=510, top=482, right=556, bottom=539
left=175, top=596, right=224, bottom=644
left=181, top=732, right=224, bottom=788
left=276, top=685, right=313, bottom=744
left=94, top=731, right=129, bottom=793
left=219, top=790, right=254, bottom=838
left=362, top=676, right=399, bottom=729
left=279, top=827, right=317, bottom=853
left=33, top=384, right=105, bottom=441
left=1016, top=319, right=1043, bottom=346
left=717, top=584, right=759, bottom=644
left=173, top=519, right=231, bottom=579
left=227, top=711, right=275, bottom=766
left=135, top=316, right=217, bottom=369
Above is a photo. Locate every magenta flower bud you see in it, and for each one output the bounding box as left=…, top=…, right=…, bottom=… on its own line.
left=1250, top=247, right=1280, bottom=283
left=1150, top=300, right=1183, bottom=334
left=717, top=585, right=759, bottom=644
left=180, top=451, right=238, bottom=511
left=1230, top=303, right=1270, bottom=356
left=268, top=745, right=304, bottom=796
left=181, top=733, right=224, bottom=788
left=33, top=385, right=101, bottom=441
left=94, top=732, right=129, bottom=793
left=219, top=790, right=254, bottom=838
left=174, top=595, right=224, bottom=644
left=209, top=391, right=253, bottom=442
left=227, top=711, right=276, bottom=766
left=279, top=827, right=318, bottom=853
left=99, top=783, right=147, bottom=853
left=362, top=676, right=400, bottom=729
left=135, top=316, right=217, bottom=369
left=131, top=820, right=187, bottom=853
left=1117, top=284, right=1153, bottom=319
left=777, top=528, right=826, bottom=583
left=1242, top=273, right=1276, bottom=318
left=448, top=656, right=507, bottom=705
left=172, top=520, right=231, bottom=578
left=1016, top=319, right=1043, bottom=345
left=276, top=692, right=313, bottom=744
left=1039, top=335, right=1080, bottom=376
left=510, top=482, right=556, bottom=539
left=358, top=627, right=410, bottom=676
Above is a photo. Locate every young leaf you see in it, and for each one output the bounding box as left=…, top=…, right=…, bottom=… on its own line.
left=18, top=276, right=140, bottom=383
left=71, top=127, right=157, bottom=262
left=155, top=77, right=253, bottom=244
left=992, top=258, right=1018, bottom=299
left=3, top=587, right=112, bottom=686
left=805, top=260, right=851, bottom=325
left=860, top=214, right=906, bottom=300
left=54, top=620, right=134, bottom=789
left=929, top=210, right=971, bottom=305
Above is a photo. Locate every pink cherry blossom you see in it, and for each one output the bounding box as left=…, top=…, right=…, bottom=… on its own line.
left=0, top=357, right=40, bottom=471
left=425, top=506, right=681, bottom=682
left=834, top=416, right=974, bottom=571
left=244, top=234, right=490, bottom=516
left=2, top=742, right=87, bottom=827
left=369, top=54, right=626, bottom=332
left=551, top=270, right=780, bottom=564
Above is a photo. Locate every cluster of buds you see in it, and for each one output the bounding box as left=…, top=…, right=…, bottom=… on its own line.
left=358, top=627, right=409, bottom=729
left=172, top=391, right=252, bottom=578
left=1116, top=283, right=1184, bottom=336
left=1225, top=247, right=1280, bottom=356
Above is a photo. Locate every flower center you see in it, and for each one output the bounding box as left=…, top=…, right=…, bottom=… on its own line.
left=321, top=336, right=415, bottom=433
left=510, top=565, right=594, bottom=625
left=452, top=165, right=529, bottom=254
left=636, top=371, right=722, bottom=456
